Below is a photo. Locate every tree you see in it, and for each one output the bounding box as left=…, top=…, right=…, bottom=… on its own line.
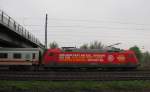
left=129, top=46, right=142, bottom=62
left=80, top=44, right=88, bottom=49
left=89, top=41, right=104, bottom=49
left=49, top=41, right=59, bottom=49
left=141, top=51, right=150, bottom=68
left=80, top=41, right=105, bottom=49
left=142, top=51, right=150, bottom=62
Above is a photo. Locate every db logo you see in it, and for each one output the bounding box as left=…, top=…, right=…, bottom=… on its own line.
left=108, top=55, right=114, bottom=62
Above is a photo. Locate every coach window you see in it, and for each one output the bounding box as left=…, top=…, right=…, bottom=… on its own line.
left=0, top=53, right=8, bottom=58
left=13, top=53, right=21, bottom=59
left=25, top=54, right=30, bottom=59
left=32, top=53, right=36, bottom=59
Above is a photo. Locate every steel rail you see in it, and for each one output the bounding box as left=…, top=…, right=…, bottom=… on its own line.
left=0, top=71, right=150, bottom=81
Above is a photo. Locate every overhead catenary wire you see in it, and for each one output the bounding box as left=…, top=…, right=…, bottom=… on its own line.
left=15, top=17, right=150, bottom=26
left=18, top=17, right=150, bottom=51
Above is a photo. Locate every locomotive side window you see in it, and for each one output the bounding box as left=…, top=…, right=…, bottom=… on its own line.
left=13, top=53, right=21, bottom=59
left=0, top=53, right=8, bottom=58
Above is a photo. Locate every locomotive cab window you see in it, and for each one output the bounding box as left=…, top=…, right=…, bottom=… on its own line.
left=128, top=54, right=134, bottom=58
left=49, top=52, right=54, bottom=56
left=0, top=53, right=8, bottom=58
left=13, top=53, right=21, bottom=59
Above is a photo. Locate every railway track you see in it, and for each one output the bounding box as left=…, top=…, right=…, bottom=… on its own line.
left=0, top=71, right=150, bottom=81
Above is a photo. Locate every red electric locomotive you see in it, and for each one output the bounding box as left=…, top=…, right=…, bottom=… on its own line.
left=42, top=47, right=139, bottom=70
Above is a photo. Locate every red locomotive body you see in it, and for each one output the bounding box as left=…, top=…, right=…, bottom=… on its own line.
left=43, top=48, right=138, bottom=69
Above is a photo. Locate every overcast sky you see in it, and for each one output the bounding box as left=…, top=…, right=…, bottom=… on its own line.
left=0, top=0, right=150, bottom=51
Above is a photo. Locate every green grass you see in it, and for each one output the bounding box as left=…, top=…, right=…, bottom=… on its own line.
left=0, top=80, right=150, bottom=91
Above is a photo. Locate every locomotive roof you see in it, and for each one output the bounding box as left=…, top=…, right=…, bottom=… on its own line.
left=61, top=47, right=123, bottom=53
